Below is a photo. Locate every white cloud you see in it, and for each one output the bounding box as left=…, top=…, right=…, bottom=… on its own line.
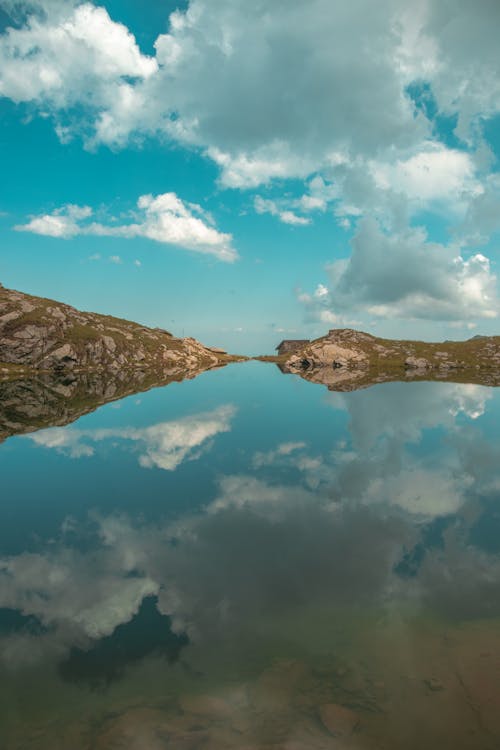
left=15, top=192, right=237, bottom=262
left=301, top=218, right=499, bottom=322
left=459, top=173, right=500, bottom=243
left=2, top=1, right=500, bottom=196
left=253, top=176, right=345, bottom=226
left=2, top=0, right=500, bottom=324
left=0, top=0, right=430, bottom=176
left=370, top=144, right=482, bottom=208
left=254, top=196, right=310, bottom=226
left=416, top=0, right=500, bottom=143
left=0, top=2, right=156, bottom=136
left=17, top=204, right=92, bottom=238
left=109, top=254, right=122, bottom=264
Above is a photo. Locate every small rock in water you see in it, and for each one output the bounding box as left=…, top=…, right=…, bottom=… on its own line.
left=424, top=677, right=445, bottom=692
left=319, top=703, right=358, bottom=736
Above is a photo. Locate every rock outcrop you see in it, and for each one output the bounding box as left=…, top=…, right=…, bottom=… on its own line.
left=0, top=284, right=234, bottom=375
left=280, top=328, right=500, bottom=380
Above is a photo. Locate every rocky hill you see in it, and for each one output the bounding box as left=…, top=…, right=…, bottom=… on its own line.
left=0, top=283, right=234, bottom=377
left=276, top=328, right=500, bottom=387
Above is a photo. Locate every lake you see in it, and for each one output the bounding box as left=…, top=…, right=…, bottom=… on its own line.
left=1, top=360, right=500, bottom=749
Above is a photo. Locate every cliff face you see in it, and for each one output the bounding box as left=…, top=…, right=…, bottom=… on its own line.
left=281, top=328, right=500, bottom=382
left=0, top=284, right=230, bottom=376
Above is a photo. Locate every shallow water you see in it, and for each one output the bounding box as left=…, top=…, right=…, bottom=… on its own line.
left=1, top=361, right=500, bottom=749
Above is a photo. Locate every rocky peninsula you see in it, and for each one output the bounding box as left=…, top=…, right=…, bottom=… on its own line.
left=271, top=328, right=500, bottom=391
left=0, top=283, right=235, bottom=379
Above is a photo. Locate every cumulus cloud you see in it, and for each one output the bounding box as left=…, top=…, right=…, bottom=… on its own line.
left=0, top=0, right=429, bottom=174
left=0, top=2, right=156, bottom=144
left=4, top=1, right=498, bottom=183
left=29, top=405, right=236, bottom=470
left=2, top=1, right=500, bottom=192
left=15, top=193, right=237, bottom=262
left=416, top=0, right=500, bottom=143
left=15, top=204, right=92, bottom=238
left=300, top=218, right=499, bottom=322
left=370, top=144, right=482, bottom=209
left=2, top=0, right=500, bottom=324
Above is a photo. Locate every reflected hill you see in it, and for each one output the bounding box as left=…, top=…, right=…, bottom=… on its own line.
left=0, top=365, right=221, bottom=443
left=277, top=361, right=500, bottom=391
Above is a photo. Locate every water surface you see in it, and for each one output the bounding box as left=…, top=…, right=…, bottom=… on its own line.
left=1, top=361, right=500, bottom=749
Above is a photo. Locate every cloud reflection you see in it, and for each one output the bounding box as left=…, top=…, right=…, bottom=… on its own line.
left=28, top=405, right=236, bottom=470
left=0, top=382, right=498, bottom=672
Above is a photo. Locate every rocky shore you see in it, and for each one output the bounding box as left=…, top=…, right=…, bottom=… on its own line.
left=0, top=283, right=236, bottom=377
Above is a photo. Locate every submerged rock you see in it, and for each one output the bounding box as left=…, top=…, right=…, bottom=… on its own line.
left=319, top=703, right=359, bottom=737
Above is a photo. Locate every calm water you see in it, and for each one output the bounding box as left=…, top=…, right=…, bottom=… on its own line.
left=1, top=361, right=500, bottom=749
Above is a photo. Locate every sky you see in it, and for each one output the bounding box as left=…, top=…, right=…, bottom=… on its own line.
left=0, top=0, right=499, bottom=355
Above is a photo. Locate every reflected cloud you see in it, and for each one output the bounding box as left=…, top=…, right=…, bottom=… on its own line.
left=327, top=382, right=492, bottom=451
left=0, top=548, right=158, bottom=641
left=253, top=441, right=307, bottom=468
left=0, top=380, right=499, bottom=679
left=28, top=405, right=236, bottom=470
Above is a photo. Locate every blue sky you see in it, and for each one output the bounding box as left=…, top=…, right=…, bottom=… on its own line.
left=0, top=0, right=499, bottom=354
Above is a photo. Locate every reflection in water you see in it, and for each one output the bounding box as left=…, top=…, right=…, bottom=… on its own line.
left=0, top=365, right=500, bottom=749
left=280, top=359, right=500, bottom=391
left=59, top=596, right=188, bottom=687
left=0, top=366, right=218, bottom=443
left=29, top=404, right=236, bottom=469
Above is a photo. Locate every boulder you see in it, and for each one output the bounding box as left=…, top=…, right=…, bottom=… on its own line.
left=319, top=703, right=358, bottom=737
left=404, top=356, right=430, bottom=369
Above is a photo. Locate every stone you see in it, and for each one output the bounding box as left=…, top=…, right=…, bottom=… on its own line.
left=319, top=703, right=358, bottom=737
left=405, top=356, right=430, bottom=369
left=424, top=677, right=445, bottom=692
left=102, top=335, right=117, bottom=352
left=49, top=343, right=77, bottom=361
